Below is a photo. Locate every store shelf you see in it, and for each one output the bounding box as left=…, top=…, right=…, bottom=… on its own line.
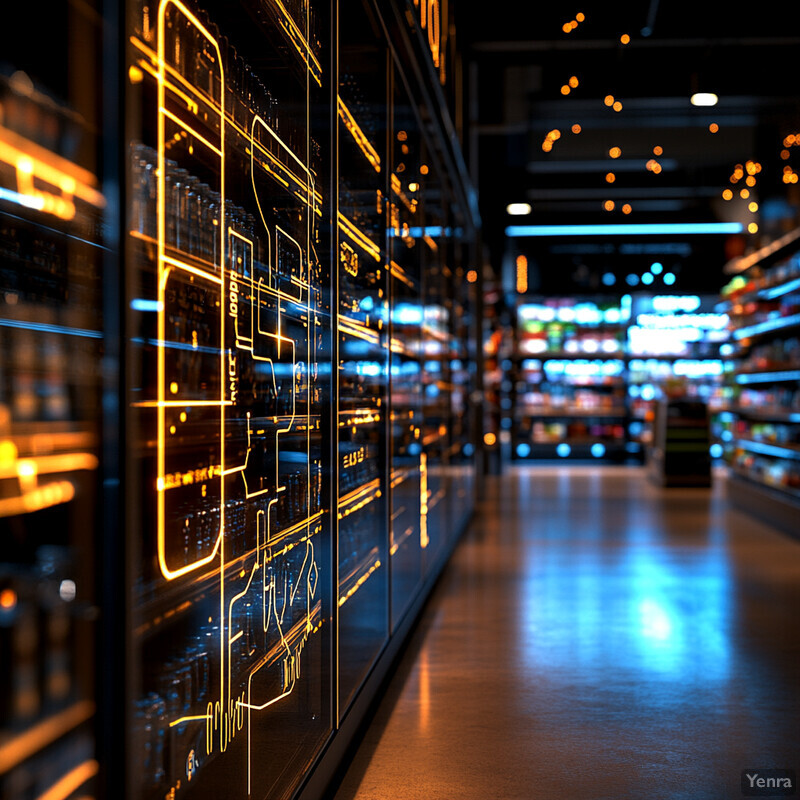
left=735, top=438, right=800, bottom=460
left=725, top=406, right=800, bottom=424
left=732, top=312, right=800, bottom=342
left=733, top=368, right=800, bottom=384
left=727, top=471, right=800, bottom=539
left=517, top=408, right=627, bottom=419
left=0, top=701, right=95, bottom=776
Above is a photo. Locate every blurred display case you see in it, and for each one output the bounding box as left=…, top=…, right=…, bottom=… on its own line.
left=510, top=298, right=632, bottom=461
left=1, top=2, right=478, bottom=798
left=720, top=232, right=800, bottom=534
left=0, top=4, right=106, bottom=800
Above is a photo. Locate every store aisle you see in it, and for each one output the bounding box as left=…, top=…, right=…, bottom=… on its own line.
left=331, top=466, right=800, bottom=800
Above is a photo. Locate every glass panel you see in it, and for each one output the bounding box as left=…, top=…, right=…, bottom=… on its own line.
left=126, top=2, right=331, bottom=798
left=336, top=0, right=389, bottom=715
left=388, top=71, right=423, bottom=630
left=0, top=5, right=105, bottom=799
left=420, top=170, right=449, bottom=569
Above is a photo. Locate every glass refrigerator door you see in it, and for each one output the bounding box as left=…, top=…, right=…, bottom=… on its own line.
left=420, top=172, right=450, bottom=569
left=336, top=0, right=389, bottom=716
left=388, top=70, right=423, bottom=631
left=0, top=4, right=105, bottom=799
left=126, top=1, right=331, bottom=798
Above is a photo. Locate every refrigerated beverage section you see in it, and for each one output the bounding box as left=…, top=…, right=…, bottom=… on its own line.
left=0, top=1, right=478, bottom=798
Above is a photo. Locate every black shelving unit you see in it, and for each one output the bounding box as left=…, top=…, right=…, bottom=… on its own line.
left=720, top=231, right=800, bottom=535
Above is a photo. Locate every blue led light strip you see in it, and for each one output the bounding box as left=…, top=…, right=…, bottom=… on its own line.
left=735, top=370, right=800, bottom=384
left=733, top=312, right=800, bottom=340
left=737, top=439, right=800, bottom=461
left=506, top=222, right=744, bottom=237
left=0, top=318, right=103, bottom=339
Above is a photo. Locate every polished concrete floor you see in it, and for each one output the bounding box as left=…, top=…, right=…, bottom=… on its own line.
left=331, top=466, right=800, bottom=800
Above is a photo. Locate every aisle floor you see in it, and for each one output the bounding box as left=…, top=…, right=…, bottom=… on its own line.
left=331, top=466, right=800, bottom=800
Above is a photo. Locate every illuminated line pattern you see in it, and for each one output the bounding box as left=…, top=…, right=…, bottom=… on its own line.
left=134, top=2, right=325, bottom=795
left=338, top=97, right=381, bottom=172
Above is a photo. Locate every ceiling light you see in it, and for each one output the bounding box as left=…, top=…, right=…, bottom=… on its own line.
left=505, top=222, right=744, bottom=237
left=507, top=203, right=532, bottom=216
left=691, top=92, right=718, bottom=106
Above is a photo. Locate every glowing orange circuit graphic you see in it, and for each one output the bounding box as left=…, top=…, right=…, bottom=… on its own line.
left=131, top=1, right=324, bottom=794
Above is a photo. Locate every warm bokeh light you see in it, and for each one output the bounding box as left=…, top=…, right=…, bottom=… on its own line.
left=722, top=189, right=733, bottom=200
left=561, top=85, right=571, bottom=95
left=609, top=147, right=621, bottom=158
left=620, top=34, right=630, bottom=44
left=653, top=146, right=663, bottom=156
left=466, top=270, right=477, bottom=283
left=784, top=134, right=796, bottom=146
left=613, top=101, right=623, bottom=112
left=604, top=95, right=614, bottom=106
left=749, top=202, right=759, bottom=212
left=569, top=76, right=579, bottom=88
left=563, top=22, right=572, bottom=33
left=576, top=12, right=585, bottom=21
left=484, top=432, right=497, bottom=446
left=781, top=149, right=790, bottom=160
left=572, top=124, right=582, bottom=134
left=745, top=175, right=756, bottom=187
left=740, top=188, right=750, bottom=199
left=0, top=588, right=17, bottom=610
left=748, top=222, right=759, bottom=234
left=604, top=200, right=615, bottom=211
left=709, top=123, right=719, bottom=133
left=622, top=204, right=632, bottom=214
left=516, top=254, right=528, bottom=293
left=420, top=164, right=429, bottom=174
left=606, top=172, right=616, bottom=183
left=550, top=129, right=561, bottom=140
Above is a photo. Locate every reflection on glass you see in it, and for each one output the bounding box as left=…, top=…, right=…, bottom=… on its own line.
left=336, top=0, right=390, bottom=715
left=127, top=2, right=330, bottom=798
left=389, top=76, right=424, bottom=629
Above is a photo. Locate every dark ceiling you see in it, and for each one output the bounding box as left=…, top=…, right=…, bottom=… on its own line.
left=460, top=1, right=800, bottom=296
